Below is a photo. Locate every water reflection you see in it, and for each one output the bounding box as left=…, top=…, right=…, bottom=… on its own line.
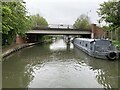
left=74, top=47, right=118, bottom=88
left=50, top=39, right=73, bottom=51
left=2, top=39, right=119, bottom=88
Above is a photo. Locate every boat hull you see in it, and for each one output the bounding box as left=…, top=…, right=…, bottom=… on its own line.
left=73, top=41, right=120, bottom=60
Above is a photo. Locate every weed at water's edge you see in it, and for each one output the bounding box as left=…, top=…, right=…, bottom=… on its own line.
left=112, top=40, right=120, bottom=50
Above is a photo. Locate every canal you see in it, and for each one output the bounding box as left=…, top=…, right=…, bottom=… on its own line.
left=3, top=38, right=119, bottom=88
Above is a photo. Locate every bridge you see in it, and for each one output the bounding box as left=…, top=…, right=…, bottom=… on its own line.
left=26, top=24, right=91, bottom=35
left=24, top=24, right=93, bottom=43
left=16, top=24, right=101, bottom=44
left=26, top=28, right=91, bottom=35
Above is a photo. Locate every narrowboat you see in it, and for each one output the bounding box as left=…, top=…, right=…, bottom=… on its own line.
left=73, top=38, right=120, bottom=60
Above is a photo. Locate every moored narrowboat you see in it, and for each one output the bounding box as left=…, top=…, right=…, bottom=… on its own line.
left=73, top=38, right=120, bottom=60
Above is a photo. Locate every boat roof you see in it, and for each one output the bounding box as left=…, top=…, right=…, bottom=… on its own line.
left=75, top=38, right=110, bottom=42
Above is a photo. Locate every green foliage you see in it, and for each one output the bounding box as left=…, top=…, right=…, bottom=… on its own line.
left=30, top=14, right=49, bottom=42
left=30, top=14, right=48, bottom=28
left=2, top=1, right=31, bottom=45
left=42, top=35, right=53, bottom=43
left=97, top=1, right=120, bottom=30
left=73, top=14, right=91, bottom=29
left=102, top=26, right=109, bottom=30
left=112, top=40, right=120, bottom=50
left=2, top=2, right=31, bottom=34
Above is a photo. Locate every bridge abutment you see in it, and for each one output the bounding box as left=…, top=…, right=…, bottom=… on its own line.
left=16, top=34, right=26, bottom=44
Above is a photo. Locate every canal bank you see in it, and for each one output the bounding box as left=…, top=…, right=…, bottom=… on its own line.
left=2, top=42, right=41, bottom=59
left=2, top=37, right=53, bottom=59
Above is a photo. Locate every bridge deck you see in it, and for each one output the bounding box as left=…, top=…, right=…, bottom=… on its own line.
left=26, top=29, right=91, bottom=35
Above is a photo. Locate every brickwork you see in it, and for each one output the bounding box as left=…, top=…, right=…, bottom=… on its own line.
left=91, top=24, right=106, bottom=39
left=16, top=35, right=26, bottom=44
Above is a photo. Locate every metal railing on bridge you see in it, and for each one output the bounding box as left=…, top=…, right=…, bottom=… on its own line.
left=48, top=24, right=73, bottom=29
left=32, top=24, right=73, bottom=30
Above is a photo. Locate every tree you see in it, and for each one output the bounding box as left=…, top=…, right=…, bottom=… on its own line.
left=30, top=14, right=51, bottom=42
left=30, top=14, right=48, bottom=28
left=97, top=0, right=120, bottom=42
left=2, top=1, right=31, bottom=45
left=97, top=1, right=120, bottom=30
left=73, top=14, right=91, bottom=29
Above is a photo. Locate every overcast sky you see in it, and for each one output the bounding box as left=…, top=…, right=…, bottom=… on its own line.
left=24, top=0, right=108, bottom=25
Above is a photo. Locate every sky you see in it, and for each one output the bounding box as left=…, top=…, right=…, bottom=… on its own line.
left=24, top=0, right=108, bottom=25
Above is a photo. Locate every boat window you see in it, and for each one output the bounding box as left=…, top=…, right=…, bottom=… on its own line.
left=80, top=42, right=81, bottom=44
left=95, top=46, right=101, bottom=51
left=95, top=45, right=114, bottom=52
left=85, top=44, right=87, bottom=47
left=82, top=41, right=84, bottom=46
left=90, top=43, right=93, bottom=50
left=90, top=46, right=92, bottom=50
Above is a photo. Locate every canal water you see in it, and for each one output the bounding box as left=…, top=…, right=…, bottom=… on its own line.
left=3, top=39, right=119, bottom=88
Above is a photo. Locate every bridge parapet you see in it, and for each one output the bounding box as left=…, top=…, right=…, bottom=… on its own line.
left=27, top=24, right=91, bottom=35
left=49, top=24, right=73, bottom=29
left=32, top=24, right=73, bottom=30
left=32, top=27, right=91, bottom=31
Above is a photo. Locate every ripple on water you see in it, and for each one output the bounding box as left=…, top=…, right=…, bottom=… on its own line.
left=2, top=39, right=119, bottom=88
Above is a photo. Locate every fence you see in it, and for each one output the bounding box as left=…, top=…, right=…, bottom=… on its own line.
left=107, top=28, right=120, bottom=41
